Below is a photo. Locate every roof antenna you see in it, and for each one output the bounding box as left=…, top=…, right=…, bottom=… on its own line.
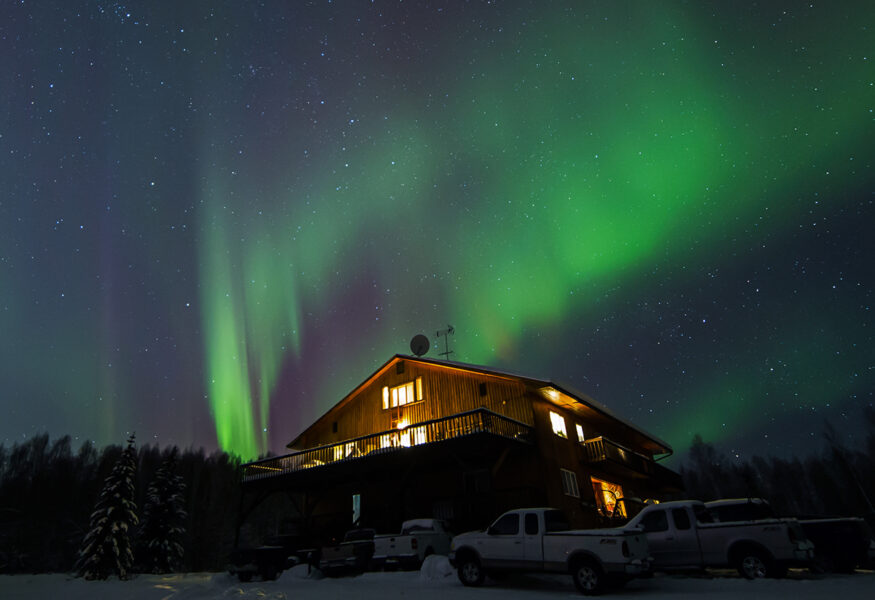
left=435, top=324, right=455, bottom=360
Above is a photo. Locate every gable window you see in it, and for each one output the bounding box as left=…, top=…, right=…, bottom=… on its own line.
left=382, top=377, right=423, bottom=409
left=575, top=423, right=585, bottom=442
left=549, top=411, right=567, bottom=438
left=560, top=468, right=580, bottom=497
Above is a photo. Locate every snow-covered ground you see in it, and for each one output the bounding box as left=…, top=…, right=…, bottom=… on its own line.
left=1, top=557, right=872, bottom=600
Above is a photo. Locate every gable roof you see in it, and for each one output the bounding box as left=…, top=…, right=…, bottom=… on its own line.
left=287, top=354, right=673, bottom=457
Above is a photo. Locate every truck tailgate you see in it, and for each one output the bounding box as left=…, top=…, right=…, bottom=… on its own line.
left=543, top=529, right=649, bottom=567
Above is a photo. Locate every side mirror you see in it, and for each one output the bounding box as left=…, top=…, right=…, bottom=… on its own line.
left=486, top=526, right=496, bottom=536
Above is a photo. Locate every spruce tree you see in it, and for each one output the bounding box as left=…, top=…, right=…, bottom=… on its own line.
left=138, top=450, right=187, bottom=573
left=76, top=434, right=139, bottom=580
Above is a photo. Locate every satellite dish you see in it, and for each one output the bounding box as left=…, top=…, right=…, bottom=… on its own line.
left=410, top=334, right=430, bottom=357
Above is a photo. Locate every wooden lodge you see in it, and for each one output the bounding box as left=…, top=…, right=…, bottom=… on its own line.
left=239, top=355, right=683, bottom=541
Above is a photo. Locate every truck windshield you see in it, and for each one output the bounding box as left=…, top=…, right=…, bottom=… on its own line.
left=544, top=510, right=571, bottom=532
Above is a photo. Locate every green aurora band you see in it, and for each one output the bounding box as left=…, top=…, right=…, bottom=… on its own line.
left=197, top=3, right=871, bottom=458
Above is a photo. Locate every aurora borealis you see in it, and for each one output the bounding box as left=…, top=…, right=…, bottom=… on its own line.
left=2, top=1, right=872, bottom=462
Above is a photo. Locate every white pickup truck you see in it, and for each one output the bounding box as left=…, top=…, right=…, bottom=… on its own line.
left=706, top=497, right=875, bottom=573
left=372, top=518, right=453, bottom=569
left=624, top=500, right=814, bottom=578
left=448, top=507, right=651, bottom=595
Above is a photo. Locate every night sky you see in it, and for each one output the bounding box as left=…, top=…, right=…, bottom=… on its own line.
left=2, top=1, right=872, bottom=463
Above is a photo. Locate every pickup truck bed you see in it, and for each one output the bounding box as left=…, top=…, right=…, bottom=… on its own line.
left=319, top=528, right=376, bottom=575
left=450, top=507, right=651, bottom=595
left=372, top=519, right=452, bottom=569
left=706, top=498, right=875, bottom=573
left=627, top=500, right=814, bottom=578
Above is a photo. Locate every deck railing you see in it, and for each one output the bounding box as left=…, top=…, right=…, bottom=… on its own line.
left=243, top=408, right=533, bottom=482
left=582, top=436, right=683, bottom=488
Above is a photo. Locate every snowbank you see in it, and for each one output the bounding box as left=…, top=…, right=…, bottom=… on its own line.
left=1, top=567, right=873, bottom=600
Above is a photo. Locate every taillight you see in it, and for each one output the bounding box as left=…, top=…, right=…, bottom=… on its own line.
left=411, top=538, right=418, bottom=550
left=622, top=541, right=629, bottom=557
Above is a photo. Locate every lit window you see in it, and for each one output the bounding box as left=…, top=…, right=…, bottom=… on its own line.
left=352, top=493, right=361, bottom=526
left=591, top=477, right=626, bottom=518
left=550, top=411, right=567, bottom=438
left=397, top=425, right=428, bottom=448
left=560, top=469, right=580, bottom=497
left=384, top=378, right=423, bottom=409
left=412, top=426, right=427, bottom=445
left=335, top=442, right=357, bottom=461
left=575, top=424, right=585, bottom=442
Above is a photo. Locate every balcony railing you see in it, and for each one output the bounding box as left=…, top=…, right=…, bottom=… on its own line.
left=243, top=408, right=533, bottom=483
left=582, top=436, right=683, bottom=488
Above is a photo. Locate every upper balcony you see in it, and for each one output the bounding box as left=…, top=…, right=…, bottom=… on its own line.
left=582, top=436, right=684, bottom=491
left=243, top=408, right=533, bottom=483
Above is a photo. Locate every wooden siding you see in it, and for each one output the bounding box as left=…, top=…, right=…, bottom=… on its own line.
left=526, top=395, right=664, bottom=527
left=295, top=359, right=533, bottom=449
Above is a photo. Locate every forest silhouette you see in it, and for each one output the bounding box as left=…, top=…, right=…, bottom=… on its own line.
left=1, top=407, right=873, bottom=574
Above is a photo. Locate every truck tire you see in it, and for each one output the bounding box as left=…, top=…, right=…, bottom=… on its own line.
left=571, top=558, right=605, bottom=595
left=457, top=557, right=485, bottom=587
left=735, top=548, right=772, bottom=579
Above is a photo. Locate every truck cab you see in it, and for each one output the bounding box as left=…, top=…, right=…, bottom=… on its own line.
left=450, top=508, right=650, bottom=595
left=625, top=500, right=814, bottom=578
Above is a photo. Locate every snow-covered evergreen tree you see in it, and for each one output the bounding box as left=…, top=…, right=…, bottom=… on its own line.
left=76, top=433, right=138, bottom=580
left=138, top=450, right=187, bottom=573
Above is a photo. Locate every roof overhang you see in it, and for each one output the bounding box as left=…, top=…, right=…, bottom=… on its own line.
left=287, top=354, right=673, bottom=458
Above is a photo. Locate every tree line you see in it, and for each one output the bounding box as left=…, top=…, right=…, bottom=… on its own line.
left=0, top=434, right=242, bottom=574
left=1, top=407, right=873, bottom=574
left=678, top=407, right=875, bottom=523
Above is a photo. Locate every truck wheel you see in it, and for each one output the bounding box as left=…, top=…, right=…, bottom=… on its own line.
left=458, top=557, right=485, bottom=587
left=736, top=549, right=771, bottom=579
left=572, top=558, right=604, bottom=595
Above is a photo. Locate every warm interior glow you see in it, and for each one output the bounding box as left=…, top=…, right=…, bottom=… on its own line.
left=575, top=423, right=585, bottom=442
left=591, top=477, right=626, bottom=518
left=387, top=380, right=417, bottom=408
left=412, top=425, right=426, bottom=445
left=550, top=411, right=567, bottom=438
left=396, top=419, right=408, bottom=430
